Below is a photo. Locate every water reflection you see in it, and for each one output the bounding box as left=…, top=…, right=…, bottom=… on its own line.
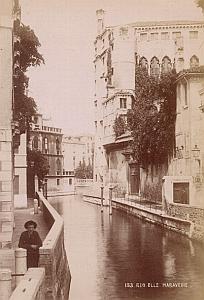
left=49, top=195, right=204, bottom=300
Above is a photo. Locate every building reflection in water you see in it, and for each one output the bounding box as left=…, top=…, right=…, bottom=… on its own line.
left=49, top=195, right=204, bottom=300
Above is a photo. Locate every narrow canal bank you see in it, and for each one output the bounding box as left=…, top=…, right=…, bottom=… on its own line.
left=50, top=194, right=204, bottom=300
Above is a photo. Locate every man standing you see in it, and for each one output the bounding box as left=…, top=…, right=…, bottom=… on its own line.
left=18, top=220, right=42, bottom=268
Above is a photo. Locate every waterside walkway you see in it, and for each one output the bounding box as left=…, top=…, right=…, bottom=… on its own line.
left=12, top=198, right=49, bottom=249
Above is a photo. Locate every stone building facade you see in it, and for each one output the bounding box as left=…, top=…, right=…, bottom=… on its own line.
left=14, top=133, right=27, bottom=208
left=29, top=114, right=64, bottom=194
left=164, top=70, right=204, bottom=219
left=93, top=9, right=204, bottom=206
left=63, top=135, right=94, bottom=172
left=0, top=0, right=14, bottom=248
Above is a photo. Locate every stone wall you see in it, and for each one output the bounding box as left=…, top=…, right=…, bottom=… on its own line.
left=38, top=192, right=71, bottom=300
left=167, top=203, right=204, bottom=242
left=10, top=268, right=45, bottom=300
left=112, top=199, right=192, bottom=238
left=167, top=203, right=204, bottom=225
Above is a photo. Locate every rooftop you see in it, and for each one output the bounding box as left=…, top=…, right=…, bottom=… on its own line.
left=108, top=19, right=204, bottom=29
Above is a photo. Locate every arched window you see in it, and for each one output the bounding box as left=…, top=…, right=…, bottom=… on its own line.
left=190, top=55, right=199, bottom=68
left=139, top=56, right=148, bottom=70
left=56, top=158, right=61, bottom=175
left=161, top=56, right=172, bottom=74
left=43, top=137, right=49, bottom=153
left=150, top=57, right=160, bottom=77
left=32, top=136, right=38, bottom=150
left=56, top=138, right=60, bottom=154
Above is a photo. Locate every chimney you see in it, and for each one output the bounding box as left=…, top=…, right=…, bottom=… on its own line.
left=96, top=9, right=105, bottom=35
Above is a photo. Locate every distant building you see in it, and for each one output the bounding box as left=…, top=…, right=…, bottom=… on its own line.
left=29, top=113, right=64, bottom=194
left=14, top=133, right=27, bottom=208
left=62, top=135, right=94, bottom=174
left=93, top=9, right=204, bottom=205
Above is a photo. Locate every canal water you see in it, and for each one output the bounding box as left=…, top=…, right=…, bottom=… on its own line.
left=49, top=194, right=204, bottom=300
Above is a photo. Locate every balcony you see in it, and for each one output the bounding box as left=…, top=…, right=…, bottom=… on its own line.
left=102, top=134, right=116, bottom=146
left=102, top=131, right=132, bottom=148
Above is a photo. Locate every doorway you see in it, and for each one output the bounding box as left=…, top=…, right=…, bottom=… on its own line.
left=129, top=163, right=140, bottom=194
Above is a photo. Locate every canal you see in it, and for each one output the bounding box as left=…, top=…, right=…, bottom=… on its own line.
left=49, top=194, right=204, bottom=300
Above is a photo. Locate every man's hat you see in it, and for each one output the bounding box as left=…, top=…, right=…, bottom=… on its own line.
left=24, top=220, right=37, bottom=229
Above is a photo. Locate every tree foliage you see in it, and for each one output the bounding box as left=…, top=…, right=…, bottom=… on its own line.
left=13, top=20, right=44, bottom=133
left=113, top=115, right=127, bottom=137
left=196, top=0, right=204, bottom=10
left=75, top=160, right=93, bottom=179
left=127, top=66, right=177, bottom=167
left=27, top=149, right=49, bottom=181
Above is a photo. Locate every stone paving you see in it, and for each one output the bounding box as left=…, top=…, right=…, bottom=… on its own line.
left=12, top=198, right=49, bottom=249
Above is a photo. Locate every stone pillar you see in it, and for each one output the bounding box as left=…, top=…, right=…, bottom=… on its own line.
left=34, top=175, right=38, bottom=193
left=122, top=151, right=131, bottom=197
left=109, top=186, right=113, bottom=215
left=0, top=269, right=12, bottom=300
left=15, top=248, right=27, bottom=285
left=0, top=0, right=14, bottom=249
left=100, top=184, right=104, bottom=212
left=34, top=198, right=38, bottom=214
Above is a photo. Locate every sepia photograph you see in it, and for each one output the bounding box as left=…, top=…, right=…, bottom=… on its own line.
left=0, top=0, right=204, bottom=299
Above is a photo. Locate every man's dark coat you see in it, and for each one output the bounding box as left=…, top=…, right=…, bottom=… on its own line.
left=18, top=230, right=42, bottom=268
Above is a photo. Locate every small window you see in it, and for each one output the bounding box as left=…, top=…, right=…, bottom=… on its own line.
left=184, top=82, right=188, bottom=106
left=172, top=32, right=181, bottom=39
left=150, top=33, right=158, bottom=40
left=189, top=31, right=198, bottom=39
left=173, top=182, right=189, bottom=204
left=140, top=33, right=147, bottom=41
left=57, top=179, right=60, bottom=186
left=161, top=32, right=169, bottom=40
left=69, top=178, right=72, bottom=185
left=111, top=67, right=114, bottom=75
left=120, top=98, right=127, bottom=109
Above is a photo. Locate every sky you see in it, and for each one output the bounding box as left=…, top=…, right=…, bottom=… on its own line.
left=20, top=0, right=203, bottom=135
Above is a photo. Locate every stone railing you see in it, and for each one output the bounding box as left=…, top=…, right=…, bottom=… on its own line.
left=75, top=178, right=94, bottom=186
left=38, top=192, right=71, bottom=300
left=10, top=268, right=45, bottom=300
